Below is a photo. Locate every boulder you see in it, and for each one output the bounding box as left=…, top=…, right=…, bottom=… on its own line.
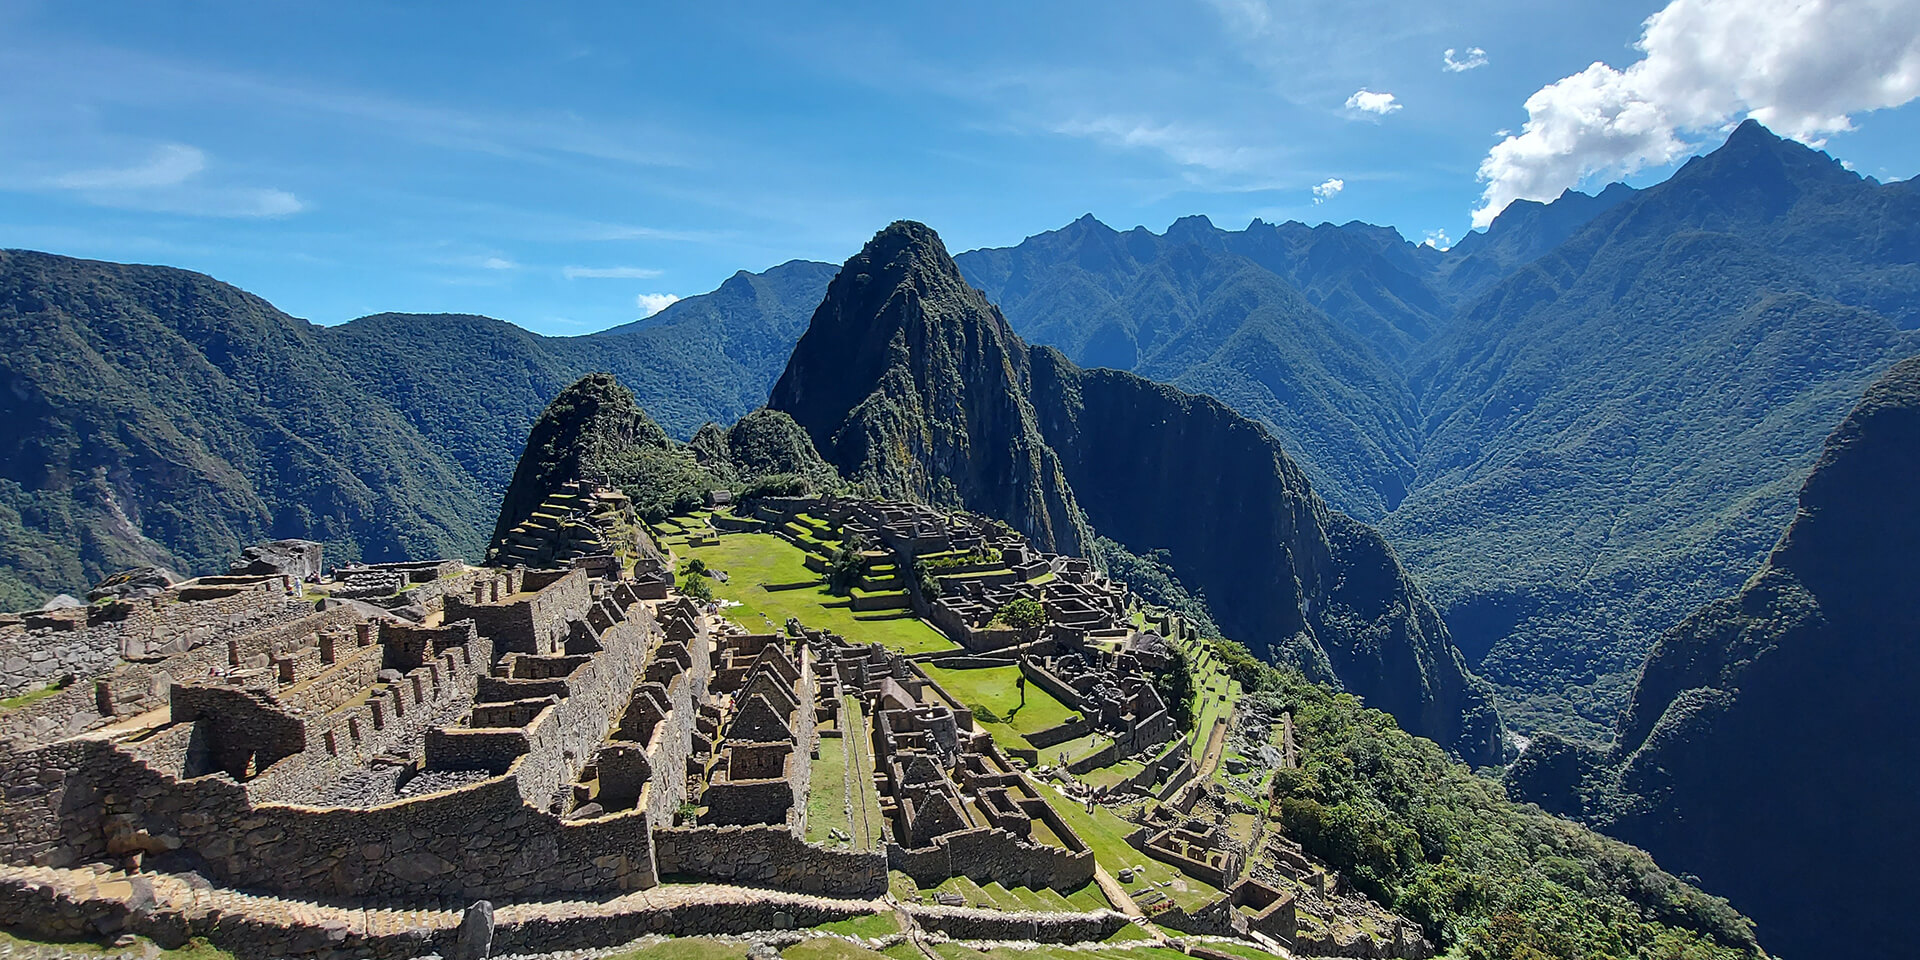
left=39, top=594, right=81, bottom=610
left=449, top=900, right=494, bottom=960
left=87, top=566, right=177, bottom=603
left=231, top=540, right=324, bottom=581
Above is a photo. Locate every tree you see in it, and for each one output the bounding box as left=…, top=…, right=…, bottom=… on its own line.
left=825, top=532, right=866, bottom=596
left=1154, top=648, right=1196, bottom=732
left=996, top=596, right=1047, bottom=640
left=680, top=569, right=713, bottom=602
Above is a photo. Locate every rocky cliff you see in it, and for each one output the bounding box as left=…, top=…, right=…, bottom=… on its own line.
left=771, top=222, right=1502, bottom=763
left=1509, top=352, right=1920, bottom=958
left=767, top=221, right=1090, bottom=555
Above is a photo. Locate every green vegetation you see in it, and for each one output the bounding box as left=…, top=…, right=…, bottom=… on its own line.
left=1151, top=647, right=1195, bottom=732
left=676, top=532, right=956, bottom=655
left=0, top=931, right=235, bottom=960
left=0, top=682, right=64, bottom=712
left=991, top=596, right=1046, bottom=634
left=603, top=938, right=748, bottom=960
left=917, top=663, right=1077, bottom=753
left=1238, top=658, right=1756, bottom=958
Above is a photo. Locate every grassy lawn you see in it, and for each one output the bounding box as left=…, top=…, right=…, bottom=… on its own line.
left=918, top=664, right=1079, bottom=753
left=0, top=932, right=236, bottom=960
left=809, top=913, right=900, bottom=940
left=677, top=531, right=957, bottom=655
left=929, top=944, right=1202, bottom=960
left=1043, top=788, right=1222, bottom=911
left=783, top=938, right=896, bottom=960
left=605, top=940, right=747, bottom=960
left=804, top=729, right=853, bottom=844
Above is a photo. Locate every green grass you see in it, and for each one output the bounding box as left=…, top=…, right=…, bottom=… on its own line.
left=804, top=730, right=853, bottom=844
left=0, top=683, right=63, bottom=711
left=917, top=664, right=1078, bottom=753
left=783, top=939, right=896, bottom=960
left=677, top=531, right=957, bottom=655
left=604, top=938, right=748, bottom=960
left=809, top=913, right=900, bottom=939
left=0, top=931, right=236, bottom=959
left=928, top=944, right=1201, bottom=960
left=1042, top=788, right=1221, bottom=911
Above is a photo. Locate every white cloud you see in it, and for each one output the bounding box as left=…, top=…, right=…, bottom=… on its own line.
left=1312, top=178, right=1345, bottom=203
left=635, top=293, right=680, bottom=318
left=1473, top=0, right=1920, bottom=227
left=482, top=257, right=517, bottom=270
left=563, top=265, right=663, bottom=279
left=39, top=142, right=303, bottom=218
left=54, top=143, right=205, bottom=190
left=1345, top=89, right=1402, bottom=116
left=1423, top=228, right=1453, bottom=249
left=1052, top=116, right=1272, bottom=174
left=1444, top=47, right=1489, bottom=72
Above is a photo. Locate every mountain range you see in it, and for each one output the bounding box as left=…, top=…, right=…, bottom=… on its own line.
left=3, top=120, right=1915, bottom=747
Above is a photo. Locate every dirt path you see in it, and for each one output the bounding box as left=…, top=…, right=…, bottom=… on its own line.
left=1092, top=865, right=1173, bottom=945
left=1195, top=706, right=1234, bottom=779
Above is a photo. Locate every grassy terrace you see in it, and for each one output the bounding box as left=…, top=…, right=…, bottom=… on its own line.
left=805, top=696, right=884, bottom=850
left=1046, top=789, right=1224, bottom=912
left=916, top=663, right=1077, bottom=753
left=672, top=529, right=957, bottom=656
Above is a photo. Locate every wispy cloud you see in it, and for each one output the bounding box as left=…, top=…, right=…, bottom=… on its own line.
left=481, top=256, right=517, bottom=270
left=563, top=265, right=664, bottom=279
left=37, top=142, right=303, bottom=218
left=1443, top=47, right=1488, bottom=72
left=1345, top=89, right=1402, bottom=116
left=635, top=293, right=680, bottom=317
left=1051, top=115, right=1279, bottom=177
left=1311, top=177, right=1344, bottom=203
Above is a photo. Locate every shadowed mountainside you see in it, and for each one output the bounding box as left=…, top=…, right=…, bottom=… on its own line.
left=1506, top=352, right=1920, bottom=959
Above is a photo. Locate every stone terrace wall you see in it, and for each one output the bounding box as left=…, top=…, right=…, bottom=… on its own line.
left=652, top=824, right=887, bottom=896
left=0, top=738, right=659, bottom=899
left=509, top=612, right=655, bottom=811
left=889, top=824, right=1094, bottom=891
left=0, top=586, right=314, bottom=699
left=443, top=570, right=591, bottom=656
left=904, top=905, right=1129, bottom=943
left=1, top=607, right=368, bottom=749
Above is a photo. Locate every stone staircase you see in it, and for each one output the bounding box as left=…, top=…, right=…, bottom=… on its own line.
left=491, top=484, right=623, bottom=569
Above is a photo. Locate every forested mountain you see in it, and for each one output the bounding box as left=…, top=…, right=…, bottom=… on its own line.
left=771, top=221, right=1503, bottom=763
left=5, top=121, right=1913, bottom=752
left=1396, top=121, right=1920, bottom=734
left=1506, top=351, right=1920, bottom=960
left=0, top=254, right=833, bottom=610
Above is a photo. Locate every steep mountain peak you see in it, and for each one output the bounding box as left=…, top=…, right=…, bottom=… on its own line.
left=767, top=221, right=1091, bottom=554
left=1165, top=213, right=1218, bottom=241
left=486, top=373, right=665, bottom=557
left=1666, top=117, right=1859, bottom=202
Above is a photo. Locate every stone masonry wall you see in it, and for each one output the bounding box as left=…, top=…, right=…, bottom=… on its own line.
left=0, top=587, right=315, bottom=699
left=652, top=823, right=886, bottom=896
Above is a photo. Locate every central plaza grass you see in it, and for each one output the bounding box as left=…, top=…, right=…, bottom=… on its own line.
left=674, top=531, right=957, bottom=655
left=916, top=663, right=1079, bottom=753
left=1044, top=785, right=1223, bottom=911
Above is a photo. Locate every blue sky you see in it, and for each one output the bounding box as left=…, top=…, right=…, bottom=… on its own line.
left=2, top=0, right=1916, bottom=335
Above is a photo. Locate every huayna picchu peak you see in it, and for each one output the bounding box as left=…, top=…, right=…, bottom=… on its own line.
left=774, top=221, right=1502, bottom=764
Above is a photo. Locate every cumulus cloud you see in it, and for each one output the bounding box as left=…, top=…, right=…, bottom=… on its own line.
left=1345, top=89, right=1401, bottom=116
left=1423, top=228, right=1453, bottom=250
left=44, top=142, right=302, bottom=218
left=1444, top=47, right=1489, bottom=72
left=563, top=265, right=663, bottom=279
left=1473, top=0, right=1920, bottom=227
left=636, top=293, right=680, bottom=318
left=1312, top=178, right=1345, bottom=203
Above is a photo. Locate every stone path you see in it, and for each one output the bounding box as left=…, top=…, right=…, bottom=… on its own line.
left=1090, top=866, right=1171, bottom=946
